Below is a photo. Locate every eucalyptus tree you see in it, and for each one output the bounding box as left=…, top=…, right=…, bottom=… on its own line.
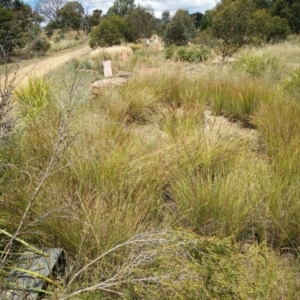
left=127, top=4, right=156, bottom=40
left=107, top=0, right=135, bottom=17
left=35, top=0, right=66, bottom=22
left=57, top=1, right=84, bottom=34
left=163, top=9, right=197, bottom=46
left=0, top=0, right=45, bottom=58
left=205, top=0, right=290, bottom=59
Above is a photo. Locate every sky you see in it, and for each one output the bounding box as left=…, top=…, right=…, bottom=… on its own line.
left=24, top=0, right=217, bottom=18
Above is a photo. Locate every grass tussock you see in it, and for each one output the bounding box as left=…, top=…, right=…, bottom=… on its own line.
left=234, top=51, right=282, bottom=82
left=14, top=76, right=53, bottom=122
left=2, top=39, right=300, bottom=299
left=282, top=67, right=300, bottom=100
left=199, top=76, right=276, bottom=125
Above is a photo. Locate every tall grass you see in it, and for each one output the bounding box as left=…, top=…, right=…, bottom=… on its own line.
left=199, top=77, right=276, bottom=124
left=14, top=76, right=53, bottom=122
left=2, top=40, right=300, bottom=298
left=234, top=51, right=282, bottom=82
left=282, top=67, right=300, bottom=101
left=49, top=37, right=88, bottom=53
left=253, top=100, right=300, bottom=247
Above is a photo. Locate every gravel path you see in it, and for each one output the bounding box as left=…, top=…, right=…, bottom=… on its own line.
left=6, top=44, right=91, bottom=87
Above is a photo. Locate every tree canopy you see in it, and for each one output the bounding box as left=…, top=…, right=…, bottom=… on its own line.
left=89, top=14, right=128, bottom=47
left=35, top=0, right=66, bottom=22
left=204, top=0, right=290, bottom=58
left=0, top=0, right=46, bottom=59
left=57, top=1, right=84, bottom=34
left=163, top=9, right=197, bottom=46
left=127, top=4, right=156, bottom=41
left=107, top=0, right=135, bottom=17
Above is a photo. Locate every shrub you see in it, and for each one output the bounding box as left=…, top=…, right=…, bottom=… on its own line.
left=164, top=45, right=177, bottom=59
left=89, top=15, right=128, bottom=47
left=29, top=37, right=51, bottom=56
left=54, top=36, right=61, bottom=43
left=172, top=46, right=187, bottom=61
left=165, top=45, right=210, bottom=62
left=163, top=9, right=196, bottom=46
left=129, top=43, right=143, bottom=52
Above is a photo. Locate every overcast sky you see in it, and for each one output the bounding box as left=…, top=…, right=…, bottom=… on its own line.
left=24, top=0, right=217, bottom=18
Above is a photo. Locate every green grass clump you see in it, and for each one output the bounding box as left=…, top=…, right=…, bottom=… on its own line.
left=253, top=100, right=300, bottom=247
left=165, top=134, right=263, bottom=238
left=14, top=76, right=53, bottom=122
left=201, top=77, right=275, bottom=124
left=253, top=100, right=300, bottom=158
left=282, top=67, right=300, bottom=100
left=234, top=52, right=282, bottom=82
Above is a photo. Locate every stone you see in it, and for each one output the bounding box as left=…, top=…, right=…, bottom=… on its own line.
left=118, top=72, right=131, bottom=78
left=2, top=248, right=65, bottom=300
left=91, top=77, right=127, bottom=95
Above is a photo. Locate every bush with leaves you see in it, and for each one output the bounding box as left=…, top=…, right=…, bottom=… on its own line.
left=205, top=0, right=289, bottom=59
left=57, top=1, right=85, bottom=35
left=0, top=0, right=44, bottom=59
left=44, top=20, right=58, bottom=39
left=89, top=15, right=128, bottom=47
left=165, top=45, right=210, bottom=62
left=163, top=9, right=196, bottom=46
left=28, top=37, right=51, bottom=57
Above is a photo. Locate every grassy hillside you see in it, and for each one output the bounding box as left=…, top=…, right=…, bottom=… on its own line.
left=1, top=38, right=300, bottom=298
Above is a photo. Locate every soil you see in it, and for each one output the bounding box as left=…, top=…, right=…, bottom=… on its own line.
left=6, top=44, right=91, bottom=87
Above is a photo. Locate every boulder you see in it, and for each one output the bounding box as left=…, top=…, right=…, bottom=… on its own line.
left=91, top=77, right=127, bottom=95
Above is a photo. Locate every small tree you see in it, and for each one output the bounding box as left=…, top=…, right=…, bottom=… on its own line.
left=206, top=0, right=255, bottom=59
left=35, top=0, right=66, bottom=23
left=206, top=0, right=289, bottom=59
left=0, top=0, right=44, bottom=59
left=57, top=1, right=85, bottom=35
left=89, top=15, right=128, bottom=47
left=163, top=9, right=196, bottom=46
left=127, top=4, right=156, bottom=41
left=88, top=9, right=102, bottom=27
left=155, top=10, right=170, bottom=37
left=269, top=0, right=300, bottom=33
left=44, top=20, right=58, bottom=39
left=107, top=0, right=135, bottom=17
left=250, top=9, right=290, bottom=43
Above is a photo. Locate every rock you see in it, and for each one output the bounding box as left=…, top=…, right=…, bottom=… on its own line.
left=91, top=77, right=127, bottom=95
left=2, top=248, right=65, bottom=300
left=118, top=72, right=131, bottom=78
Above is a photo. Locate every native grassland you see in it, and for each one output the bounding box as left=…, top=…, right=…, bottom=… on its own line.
left=1, top=39, right=300, bottom=299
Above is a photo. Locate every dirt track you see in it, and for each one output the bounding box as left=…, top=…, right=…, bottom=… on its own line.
left=11, top=45, right=91, bottom=87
